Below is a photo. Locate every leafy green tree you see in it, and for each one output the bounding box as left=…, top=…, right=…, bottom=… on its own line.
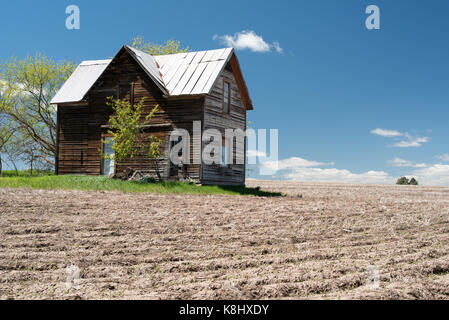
left=0, top=114, right=15, bottom=175
left=2, top=141, right=19, bottom=174
left=0, top=54, right=75, bottom=168
left=146, top=133, right=164, bottom=181
left=396, top=176, right=419, bottom=185
left=396, top=177, right=410, bottom=185
left=130, top=36, right=189, bottom=55
left=104, top=97, right=164, bottom=181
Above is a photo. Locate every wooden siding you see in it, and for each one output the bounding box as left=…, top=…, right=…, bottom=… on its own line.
left=202, top=66, right=247, bottom=185
left=57, top=105, right=89, bottom=174
left=57, top=48, right=203, bottom=180
left=57, top=48, right=249, bottom=185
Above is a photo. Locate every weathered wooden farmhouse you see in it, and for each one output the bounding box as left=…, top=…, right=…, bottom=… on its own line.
left=51, top=45, right=253, bottom=185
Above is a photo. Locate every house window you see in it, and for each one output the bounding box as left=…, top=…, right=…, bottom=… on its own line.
left=130, top=82, right=135, bottom=106
left=118, top=83, right=134, bottom=105
left=223, top=81, right=231, bottom=114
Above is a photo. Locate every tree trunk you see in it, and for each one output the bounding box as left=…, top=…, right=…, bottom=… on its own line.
left=10, top=158, right=18, bottom=174
left=153, top=159, right=162, bottom=181
left=0, top=154, right=2, bottom=175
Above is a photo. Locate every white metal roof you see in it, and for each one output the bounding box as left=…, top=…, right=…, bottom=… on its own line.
left=124, top=46, right=167, bottom=94
left=50, top=60, right=111, bottom=104
left=51, top=46, right=234, bottom=104
left=154, top=47, right=233, bottom=95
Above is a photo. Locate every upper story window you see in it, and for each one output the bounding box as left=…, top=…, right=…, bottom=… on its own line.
left=118, top=83, right=134, bottom=105
left=223, top=81, right=231, bottom=114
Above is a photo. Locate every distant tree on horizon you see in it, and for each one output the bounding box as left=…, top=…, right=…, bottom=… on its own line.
left=396, top=177, right=419, bottom=185
left=397, top=177, right=409, bottom=185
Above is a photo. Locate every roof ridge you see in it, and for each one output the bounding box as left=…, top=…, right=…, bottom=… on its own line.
left=51, top=46, right=252, bottom=109
left=124, top=45, right=168, bottom=93
left=152, top=47, right=233, bottom=58
left=80, top=59, right=112, bottom=66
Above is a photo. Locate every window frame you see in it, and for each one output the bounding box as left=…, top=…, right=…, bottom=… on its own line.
left=130, top=82, right=135, bottom=106
left=117, top=82, right=134, bottom=106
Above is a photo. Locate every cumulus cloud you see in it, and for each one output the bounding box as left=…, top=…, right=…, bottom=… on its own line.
left=250, top=153, right=449, bottom=187
left=393, top=135, right=429, bottom=148
left=386, top=156, right=449, bottom=185
left=388, top=157, right=428, bottom=168
left=411, top=164, right=449, bottom=186
left=371, top=128, right=402, bottom=138
left=283, top=167, right=393, bottom=184
left=253, top=155, right=449, bottom=186
left=261, top=157, right=334, bottom=171
left=371, top=128, right=429, bottom=148
left=259, top=156, right=393, bottom=184
left=213, top=30, right=283, bottom=53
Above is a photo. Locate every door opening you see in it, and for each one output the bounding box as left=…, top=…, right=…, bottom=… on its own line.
left=102, top=137, right=115, bottom=176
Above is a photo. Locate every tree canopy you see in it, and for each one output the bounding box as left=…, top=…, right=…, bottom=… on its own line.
left=396, top=177, right=419, bottom=186
left=0, top=54, right=75, bottom=166
left=130, top=36, right=189, bottom=55
left=0, top=38, right=187, bottom=173
left=104, top=97, right=164, bottom=180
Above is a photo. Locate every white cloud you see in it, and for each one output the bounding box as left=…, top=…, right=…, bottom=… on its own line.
left=437, top=154, right=449, bottom=162
left=255, top=155, right=449, bottom=186
left=284, top=167, right=393, bottom=184
left=371, top=128, right=429, bottom=148
left=392, top=136, right=429, bottom=148
left=213, top=30, right=283, bottom=53
left=259, top=156, right=393, bottom=184
left=411, top=164, right=449, bottom=186
left=389, top=157, right=414, bottom=167
left=387, top=156, right=449, bottom=185
left=371, top=128, right=403, bottom=138
left=388, top=157, right=428, bottom=168
left=261, top=157, right=333, bottom=171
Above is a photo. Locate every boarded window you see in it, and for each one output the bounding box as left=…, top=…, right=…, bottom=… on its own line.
left=118, top=83, right=134, bottom=105
left=223, top=81, right=231, bottom=114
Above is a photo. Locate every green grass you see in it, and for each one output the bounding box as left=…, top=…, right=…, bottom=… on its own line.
left=0, top=174, right=283, bottom=197
left=0, top=169, right=54, bottom=177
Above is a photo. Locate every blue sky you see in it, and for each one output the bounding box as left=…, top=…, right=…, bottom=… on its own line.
left=1, top=0, right=449, bottom=185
